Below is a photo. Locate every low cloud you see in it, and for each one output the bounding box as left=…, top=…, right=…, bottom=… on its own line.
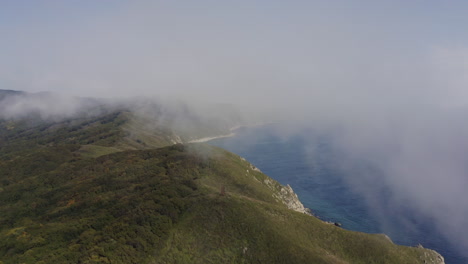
left=0, top=92, right=96, bottom=120
left=2, top=0, right=468, bottom=260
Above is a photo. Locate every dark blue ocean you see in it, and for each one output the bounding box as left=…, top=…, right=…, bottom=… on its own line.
left=208, top=124, right=465, bottom=264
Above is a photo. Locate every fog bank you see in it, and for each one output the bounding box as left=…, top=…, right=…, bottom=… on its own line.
left=2, top=0, right=468, bottom=260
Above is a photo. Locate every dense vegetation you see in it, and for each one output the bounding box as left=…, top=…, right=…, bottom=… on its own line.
left=0, top=144, right=199, bottom=263
left=0, top=91, right=443, bottom=263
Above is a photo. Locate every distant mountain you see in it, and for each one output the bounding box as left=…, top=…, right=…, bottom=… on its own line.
left=0, top=90, right=445, bottom=264
left=0, top=89, right=25, bottom=101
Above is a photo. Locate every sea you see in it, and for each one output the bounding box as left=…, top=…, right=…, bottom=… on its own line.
left=208, top=124, right=466, bottom=264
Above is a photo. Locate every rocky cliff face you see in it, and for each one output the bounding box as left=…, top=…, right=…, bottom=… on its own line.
left=240, top=157, right=311, bottom=215
left=275, top=184, right=311, bottom=215
left=417, top=245, right=445, bottom=264
left=239, top=156, right=446, bottom=263
left=252, top=161, right=446, bottom=264
left=260, top=175, right=311, bottom=215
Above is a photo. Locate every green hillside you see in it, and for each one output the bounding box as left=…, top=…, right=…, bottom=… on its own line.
left=0, top=92, right=444, bottom=263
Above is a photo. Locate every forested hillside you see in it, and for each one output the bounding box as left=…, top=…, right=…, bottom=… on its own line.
left=0, top=90, right=444, bottom=263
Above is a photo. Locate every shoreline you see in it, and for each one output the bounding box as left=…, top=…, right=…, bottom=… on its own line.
left=187, top=132, right=236, bottom=143
left=186, top=122, right=446, bottom=263
left=187, top=122, right=272, bottom=143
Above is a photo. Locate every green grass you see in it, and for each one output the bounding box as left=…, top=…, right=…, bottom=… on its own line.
left=77, top=145, right=122, bottom=158
left=0, top=104, right=442, bottom=263
left=0, top=143, right=437, bottom=263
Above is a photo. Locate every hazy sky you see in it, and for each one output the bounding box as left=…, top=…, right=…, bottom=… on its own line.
left=3, top=1, right=468, bottom=261
left=2, top=1, right=468, bottom=110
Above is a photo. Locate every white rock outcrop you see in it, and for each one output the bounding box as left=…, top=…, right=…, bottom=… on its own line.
left=275, top=184, right=311, bottom=215
left=417, top=244, right=445, bottom=264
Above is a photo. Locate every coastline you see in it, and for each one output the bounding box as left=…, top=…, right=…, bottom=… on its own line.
left=187, top=122, right=446, bottom=263
left=187, top=122, right=272, bottom=143
left=187, top=132, right=236, bottom=143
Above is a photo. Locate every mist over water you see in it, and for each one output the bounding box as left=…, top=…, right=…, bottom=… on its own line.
left=209, top=124, right=468, bottom=264
left=3, top=1, right=468, bottom=263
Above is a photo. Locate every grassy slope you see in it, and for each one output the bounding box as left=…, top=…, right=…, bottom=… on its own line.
left=0, top=110, right=180, bottom=160
left=0, top=105, right=442, bottom=263
left=0, top=142, right=437, bottom=264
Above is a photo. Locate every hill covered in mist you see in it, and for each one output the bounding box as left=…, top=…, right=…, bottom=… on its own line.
left=0, top=89, right=243, bottom=148
left=0, top=90, right=444, bottom=263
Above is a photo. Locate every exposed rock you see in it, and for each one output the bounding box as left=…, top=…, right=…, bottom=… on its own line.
left=260, top=176, right=312, bottom=215
left=242, top=247, right=248, bottom=254
left=275, top=184, right=311, bottom=215
left=382, top=234, right=392, bottom=243
left=418, top=244, right=445, bottom=264
left=263, top=178, right=273, bottom=186
left=249, top=164, right=262, bottom=173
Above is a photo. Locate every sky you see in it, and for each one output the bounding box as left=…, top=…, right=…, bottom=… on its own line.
left=2, top=1, right=468, bottom=109
left=2, top=0, right=468, bottom=261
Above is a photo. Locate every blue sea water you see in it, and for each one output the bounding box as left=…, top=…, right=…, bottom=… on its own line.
left=208, top=124, right=466, bottom=264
